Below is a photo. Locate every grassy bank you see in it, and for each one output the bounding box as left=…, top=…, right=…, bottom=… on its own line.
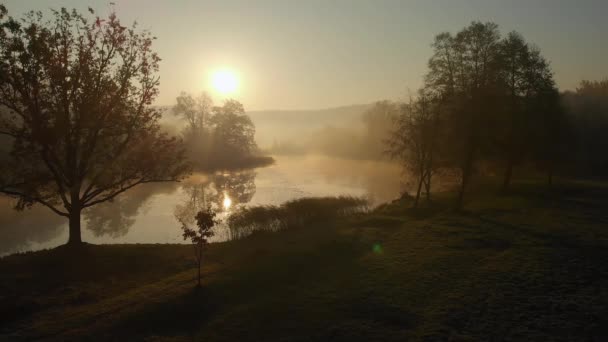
left=1, top=181, right=608, bottom=341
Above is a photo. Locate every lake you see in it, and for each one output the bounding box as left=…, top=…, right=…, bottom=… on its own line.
left=0, top=155, right=404, bottom=256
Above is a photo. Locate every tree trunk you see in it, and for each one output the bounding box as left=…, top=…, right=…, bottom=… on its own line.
left=424, top=170, right=432, bottom=202
left=457, top=147, right=474, bottom=210
left=197, top=259, right=202, bottom=287
left=503, top=89, right=517, bottom=194
left=68, top=207, right=82, bottom=245
left=501, top=158, right=514, bottom=193
left=68, top=184, right=83, bottom=245
left=456, top=172, right=467, bottom=210
left=414, top=175, right=424, bottom=208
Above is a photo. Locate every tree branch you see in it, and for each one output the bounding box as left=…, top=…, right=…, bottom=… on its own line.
left=82, top=178, right=178, bottom=208
left=0, top=188, right=69, bottom=217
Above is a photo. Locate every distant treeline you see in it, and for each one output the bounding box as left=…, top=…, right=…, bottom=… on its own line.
left=172, top=93, right=274, bottom=171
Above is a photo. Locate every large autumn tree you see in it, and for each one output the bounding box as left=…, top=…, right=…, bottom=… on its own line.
left=0, top=6, right=188, bottom=244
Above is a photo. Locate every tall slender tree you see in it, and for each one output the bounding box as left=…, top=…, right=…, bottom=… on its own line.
left=387, top=91, right=439, bottom=207
left=425, top=22, right=503, bottom=208
left=180, top=207, right=218, bottom=287
left=173, top=91, right=213, bottom=135
left=497, top=33, right=557, bottom=191
left=497, top=32, right=530, bottom=191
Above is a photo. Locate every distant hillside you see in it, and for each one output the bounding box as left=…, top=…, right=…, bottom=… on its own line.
left=247, top=104, right=372, bottom=148
left=247, top=103, right=372, bottom=126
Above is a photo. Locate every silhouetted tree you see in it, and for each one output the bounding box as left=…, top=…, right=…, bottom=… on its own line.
left=210, top=99, right=257, bottom=157
left=172, top=95, right=266, bottom=170
left=180, top=207, right=218, bottom=287
left=497, top=32, right=557, bottom=191
left=387, top=91, right=439, bottom=207
left=533, top=88, right=565, bottom=186
left=0, top=7, right=188, bottom=245
left=173, top=91, right=213, bottom=135
left=421, top=22, right=561, bottom=205
left=173, top=91, right=214, bottom=169
left=425, top=22, right=503, bottom=208
left=497, top=32, right=531, bottom=191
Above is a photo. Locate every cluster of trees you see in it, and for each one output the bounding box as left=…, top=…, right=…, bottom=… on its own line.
left=173, top=92, right=272, bottom=170
left=388, top=22, right=566, bottom=208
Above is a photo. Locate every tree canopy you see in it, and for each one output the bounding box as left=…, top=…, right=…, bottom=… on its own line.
left=0, top=6, right=188, bottom=244
left=388, top=21, right=560, bottom=208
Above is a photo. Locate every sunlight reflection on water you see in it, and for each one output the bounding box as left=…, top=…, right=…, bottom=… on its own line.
left=0, top=155, right=404, bottom=256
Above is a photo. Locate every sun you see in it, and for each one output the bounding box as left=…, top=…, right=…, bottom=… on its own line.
left=211, top=69, right=239, bottom=95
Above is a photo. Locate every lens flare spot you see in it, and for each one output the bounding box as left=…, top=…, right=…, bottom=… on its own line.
left=373, top=243, right=383, bottom=254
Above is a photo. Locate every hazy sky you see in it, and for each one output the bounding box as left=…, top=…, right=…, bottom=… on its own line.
left=5, top=0, right=608, bottom=110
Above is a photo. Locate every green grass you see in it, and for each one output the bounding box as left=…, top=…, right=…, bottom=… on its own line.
left=1, top=180, right=608, bottom=341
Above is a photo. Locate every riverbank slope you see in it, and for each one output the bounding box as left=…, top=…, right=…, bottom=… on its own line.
left=1, top=181, right=607, bottom=341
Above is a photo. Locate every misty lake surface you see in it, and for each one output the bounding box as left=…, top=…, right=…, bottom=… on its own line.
left=0, top=155, right=403, bottom=256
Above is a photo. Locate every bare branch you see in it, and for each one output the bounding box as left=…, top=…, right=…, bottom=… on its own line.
left=0, top=188, right=69, bottom=217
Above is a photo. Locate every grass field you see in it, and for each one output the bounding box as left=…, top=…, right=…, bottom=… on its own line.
left=1, top=180, right=608, bottom=341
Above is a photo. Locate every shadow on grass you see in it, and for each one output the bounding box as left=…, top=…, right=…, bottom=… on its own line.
left=105, top=285, right=221, bottom=339
left=0, top=244, right=192, bottom=330
left=341, top=295, right=418, bottom=328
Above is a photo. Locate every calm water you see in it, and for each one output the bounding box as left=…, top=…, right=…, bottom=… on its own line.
left=0, top=155, right=404, bottom=256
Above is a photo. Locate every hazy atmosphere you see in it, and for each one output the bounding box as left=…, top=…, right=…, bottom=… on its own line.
left=4, top=0, right=608, bottom=110
left=1, top=1, right=608, bottom=341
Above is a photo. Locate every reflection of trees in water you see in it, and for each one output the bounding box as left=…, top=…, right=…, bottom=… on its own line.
left=84, top=182, right=178, bottom=238
left=0, top=196, right=66, bottom=255
left=1, top=172, right=255, bottom=253
left=213, top=172, right=256, bottom=206
left=1, top=182, right=178, bottom=254
left=174, top=181, right=212, bottom=231
left=174, top=171, right=256, bottom=236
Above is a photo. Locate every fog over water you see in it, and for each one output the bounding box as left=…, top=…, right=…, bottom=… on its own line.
left=0, top=155, right=403, bottom=256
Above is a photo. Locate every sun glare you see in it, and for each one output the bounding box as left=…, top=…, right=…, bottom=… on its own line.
left=211, top=69, right=239, bottom=95
left=222, top=195, right=232, bottom=209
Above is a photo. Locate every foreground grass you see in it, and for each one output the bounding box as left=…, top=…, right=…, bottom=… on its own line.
left=1, top=181, right=608, bottom=341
